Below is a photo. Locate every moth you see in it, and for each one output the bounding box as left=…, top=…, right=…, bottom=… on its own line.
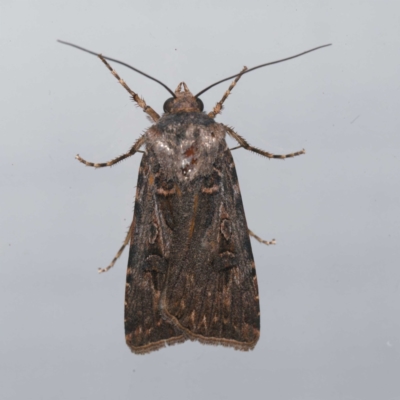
left=59, top=41, right=330, bottom=354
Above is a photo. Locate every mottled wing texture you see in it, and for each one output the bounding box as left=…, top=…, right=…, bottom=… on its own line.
left=124, top=153, right=185, bottom=354
left=159, top=149, right=260, bottom=350
left=125, top=113, right=260, bottom=353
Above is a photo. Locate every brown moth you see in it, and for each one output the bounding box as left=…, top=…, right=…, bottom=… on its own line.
left=59, top=41, right=330, bottom=354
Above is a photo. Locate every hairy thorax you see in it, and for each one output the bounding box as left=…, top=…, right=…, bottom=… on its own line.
left=146, top=112, right=227, bottom=181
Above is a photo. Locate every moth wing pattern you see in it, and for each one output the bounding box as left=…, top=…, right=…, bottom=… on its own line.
left=124, top=152, right=185, bottom=354
left=126, top=116, right=259, bottom=353
left=160, top=145, right=260, bottom=350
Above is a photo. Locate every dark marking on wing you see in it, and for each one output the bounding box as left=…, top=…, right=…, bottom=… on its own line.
left=159, top=148, right=260, bottom=350
left=124, top=153, right=185, bottom=354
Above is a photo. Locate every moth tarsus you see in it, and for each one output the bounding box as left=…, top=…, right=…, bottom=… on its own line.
left=248, top=230, right=276, bottom=246
left=60, top=40, right=330, bottom=354
left=98, top=223, right=134, bottom=274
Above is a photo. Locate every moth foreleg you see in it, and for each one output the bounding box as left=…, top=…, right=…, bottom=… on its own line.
left=98, top=56, right=160, bottom=123
left=98, top=222, right=134, bottom=273
left=75, top=134, right=146, bottom=168
left=248, top=229, right=276, bottom=246
left=224, top=125, right=305, bottom=159
left=208, top=66, right=247, bottom=119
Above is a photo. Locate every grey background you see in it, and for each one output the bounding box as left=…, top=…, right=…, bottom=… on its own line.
left=1, top=1, right=399, bottom=399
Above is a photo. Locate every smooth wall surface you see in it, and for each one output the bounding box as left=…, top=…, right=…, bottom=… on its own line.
left=1, top=1, right=399, bottom=399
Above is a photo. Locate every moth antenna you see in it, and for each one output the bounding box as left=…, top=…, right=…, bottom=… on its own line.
left=57, top=40, right=176, bottom=97
left=195, top=43, right=332, bottom=98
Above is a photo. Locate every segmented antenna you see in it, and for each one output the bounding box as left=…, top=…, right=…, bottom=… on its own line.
left=195, top=44, right=332, bottom=97
left=57, top=40, right=175, bottom=97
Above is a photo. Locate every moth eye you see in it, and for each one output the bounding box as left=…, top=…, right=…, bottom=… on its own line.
left=196, top=98, right=204, bottom=112
left=163, top=98, right=175, bottom=113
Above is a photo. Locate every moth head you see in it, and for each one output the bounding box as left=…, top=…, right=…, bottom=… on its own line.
left=163, top=82, right=204, bottom=114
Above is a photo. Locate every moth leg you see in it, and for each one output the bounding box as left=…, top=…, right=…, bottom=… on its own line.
left=224, top=125, right=305, bottom=159
left=76, top=134, right=146, bottom=168
left=229, top=145, right=241, bottom=151
left=208, top=66, right=247, bottom=119
left=98, top=55, right=160, bottom=123
left=248, top=229, right=276, bottom=246
left=98, top=222, right=134, bottom=273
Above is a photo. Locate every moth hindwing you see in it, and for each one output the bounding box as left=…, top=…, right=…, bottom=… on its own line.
left=60, top=40, right=331, bottom=354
